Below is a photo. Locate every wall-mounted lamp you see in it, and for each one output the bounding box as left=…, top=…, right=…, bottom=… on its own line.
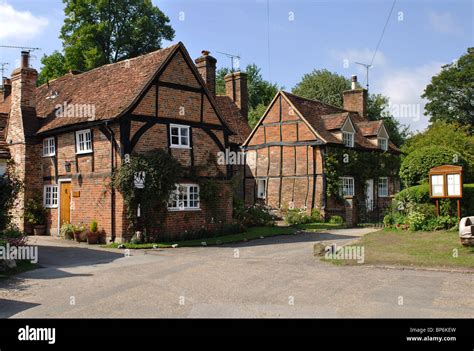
left=64, top=161, right=72, bottom=173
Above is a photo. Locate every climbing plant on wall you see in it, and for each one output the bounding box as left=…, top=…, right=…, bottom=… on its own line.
left=112, top=150, right=182, bottom=240
left=324, top=147, right=400, bottom=199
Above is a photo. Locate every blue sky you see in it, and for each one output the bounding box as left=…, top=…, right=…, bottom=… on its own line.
left=0, top=0, right=472, bottom=131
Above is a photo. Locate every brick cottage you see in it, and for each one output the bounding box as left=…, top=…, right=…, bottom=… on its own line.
left=242, top=76, right=401, bottom=225
left=0, top=43, right=251, bottom=242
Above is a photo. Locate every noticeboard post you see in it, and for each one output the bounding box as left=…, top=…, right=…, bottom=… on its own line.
left=429, top=165, right=463, bottom=221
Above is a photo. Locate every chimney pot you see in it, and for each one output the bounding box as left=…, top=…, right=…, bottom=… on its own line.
left=21, top=51, right=30, bottom=69
left=351, top=75, right=357, bottom=90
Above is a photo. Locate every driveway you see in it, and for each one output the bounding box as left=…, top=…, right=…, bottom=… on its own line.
left=0, top=228, right=473, bottom=318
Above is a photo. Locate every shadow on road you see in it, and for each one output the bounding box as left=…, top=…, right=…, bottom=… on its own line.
left=36, top=245, right=124, bottom=268
left=0, top=298, right=40, bottom=318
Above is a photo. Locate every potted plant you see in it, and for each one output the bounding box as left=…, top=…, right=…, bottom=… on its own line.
left=86, top=220, right=101, bottom=244
left=74, top=223, right=87, bottom=242
left=60, top=223, right=75, bottom=240
left=24, top=195, right=47, bottom=235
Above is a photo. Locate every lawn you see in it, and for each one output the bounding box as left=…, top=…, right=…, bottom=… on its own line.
left=296, top=222, right=345, bottom=231
left=324, top=229, right=474, bottom=269
left=104, top=225, right=296, bottom=249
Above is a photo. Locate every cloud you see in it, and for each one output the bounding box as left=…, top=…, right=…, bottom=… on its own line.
left=428, top=10, right=462, bottom=35
left=373, top=62, right=444, bottom=132
left=0, top=2, right=48, bottom=41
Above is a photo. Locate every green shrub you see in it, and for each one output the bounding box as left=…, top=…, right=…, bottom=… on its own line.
left=407, top=211, right=426, bottom=231
left=0, top=166, right=23, bottom=231
left=310, top=209, right=324, bottom=223
left=400, top=145, right=469, bottom=187
left=24, top=193, right=47, bottom=226
left=328, top=215, right=344, bottom=224
left=234, top=204, right=276, bottom=226
left=284, top=209, right=312, bottom=225
left=90, top=220, right=98, bottom=233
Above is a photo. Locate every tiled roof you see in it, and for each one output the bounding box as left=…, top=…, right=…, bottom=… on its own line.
left=357, top=120, right=383, bottom=136
left=281, top=91, right=400, bottom=153
left=0, top=95, right=11, bottom=114
left=36, top=43, right=180, bottom=133
left=215, top=95, right=251, bottom=144
left=321, top=112, right=350, bottom=130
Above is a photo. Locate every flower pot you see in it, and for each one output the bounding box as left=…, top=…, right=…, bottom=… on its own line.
left=87, top=231, right=100, bottom=245
left=24, top=223, right=34, bottom=235
left=74, top=231, right=87, bottom=242
left=33, top=225, right=46, bottom=236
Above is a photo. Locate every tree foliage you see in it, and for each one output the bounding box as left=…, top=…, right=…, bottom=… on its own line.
left=39, top=0, right=174, bottom=82
left=292, top=70, right=409, bottom=147
left=399, top=145, right=469, bottom=187
left=422, top=47, right=474, bottom=130
left=0, top=161, right=23, bottom=230
left=37, top=51, right=69, bottom=86
left=216, top=63, right=280, bottom=128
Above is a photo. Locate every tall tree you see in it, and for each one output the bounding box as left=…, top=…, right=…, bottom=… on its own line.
left=216, top=63, right=280, bottom=128
left=37, top=51, right=68, bottom=86
left=39, top=0, right=174, bottom=82
left=292, top=70, right=409, bottom=147
left=422, top=47, right=473, bottom=130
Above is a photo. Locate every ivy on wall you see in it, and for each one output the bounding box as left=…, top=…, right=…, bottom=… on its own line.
left=324, top=147, right=400, bottom=199
left=112, top=150, right=182, bottom=240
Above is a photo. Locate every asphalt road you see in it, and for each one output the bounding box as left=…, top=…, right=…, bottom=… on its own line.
left=1, top=229, right=473, bottom=318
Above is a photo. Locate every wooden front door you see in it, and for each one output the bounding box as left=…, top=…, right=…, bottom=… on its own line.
left=60, top=182, right=71, bottom=226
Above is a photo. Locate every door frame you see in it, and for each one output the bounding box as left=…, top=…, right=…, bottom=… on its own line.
left=57, top=178, right=72, bottom=236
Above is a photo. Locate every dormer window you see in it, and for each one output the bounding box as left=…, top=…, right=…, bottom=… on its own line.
left=378, top=137, right=388, bottom=151
left=343, top=132, right=354, bottom=148
left=42, top=137, right=56, bottom=157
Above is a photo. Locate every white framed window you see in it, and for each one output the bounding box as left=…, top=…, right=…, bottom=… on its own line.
left=342, top=132, right=354, bottom=148
left=168, top=184, right=200, bottom=210
left=378, top=137, right=388, bottom=151
left=340, top=177, right=355, bottom=197
left=378, top=177, right=388, bottom=197
left=76, top=129, right=92, bottom=154
left=43, top=185, right=58, bottom=208
left=257, top=179, right=267, bottom=199
left=170, top=124, right=190, bottom=148
left=42, top=137, right=56, bottom=157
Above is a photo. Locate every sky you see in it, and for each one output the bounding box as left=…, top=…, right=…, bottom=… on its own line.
left=0, top=0, right=472, bottom=132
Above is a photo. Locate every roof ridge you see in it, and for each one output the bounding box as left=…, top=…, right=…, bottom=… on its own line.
left=281, top=91, right=347, bottom=112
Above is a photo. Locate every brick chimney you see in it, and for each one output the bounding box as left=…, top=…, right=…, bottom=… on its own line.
left=343, top=75, right=367, bottom=118
left=6, top=50, right=42, bottom=231
left=195, top=50, right=217, bottom=95
left=1, top=77, right=12, bottom=101
left=224, top=71, right=248, bottom=120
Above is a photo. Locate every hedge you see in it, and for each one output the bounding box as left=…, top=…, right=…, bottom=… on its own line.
left=395, top=183, right=474, bottom=217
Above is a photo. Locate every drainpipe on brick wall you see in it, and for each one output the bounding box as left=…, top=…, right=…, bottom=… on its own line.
left=105, top=122, right=116, bottom=242
left=321, top=146, right=327, bottom=212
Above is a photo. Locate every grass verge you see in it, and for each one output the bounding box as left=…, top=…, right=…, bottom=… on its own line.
left=0, top=261, right=37, bottom=279
left=322, top=229, right=474, bottom=269
left=296, top=222, right=345, bottom=231
left=103, top=226, right=296, bottom=249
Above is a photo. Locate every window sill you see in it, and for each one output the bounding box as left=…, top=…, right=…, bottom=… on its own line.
left=76, top=151, right=93, bottom=155
left=42, top=154, right=56, bottom=158
left=167, top=208, right=201, bottom=212
left=44, top=205, right=58, bottom=209
left=170, top=145, right=192, bottom=150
